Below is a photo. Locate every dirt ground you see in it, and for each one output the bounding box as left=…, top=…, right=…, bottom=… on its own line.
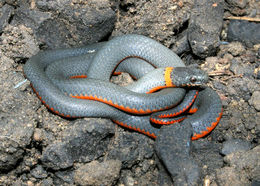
left=0, top=0, right=259, bottom=185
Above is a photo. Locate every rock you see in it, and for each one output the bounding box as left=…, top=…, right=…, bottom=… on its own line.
left=213, top=81, right=227, bottom=94
left=54, top=170, right=74, bottom=185
left=0, top=24, right=40, bottom=60
left=155, top=123, right=201, bottom=185
left=12, top=6, right=52, bottom=30
left=0, top=136, right=24, bottom=172
left=188, top=0, right=224, bottom=58
left=227, top=100, right=259, bottom=142
left=225, top=0, right=248, bottom=8
left=245, top=77, right=260, bottom=93
left=30, top=165, right=48, bottom=179
left=3, top=0, right=21, bottom=6
left=33, top=128, right=55, bottom=144
left=33, top=0, right=116, bottom=48
left=9, top=0, right=116, bottom=48
left=227, top=20, right=260, bottom=47
left=215, top=167, right=250, bottom=185
left=74, top=160, right=122, bottom=186
left=224, top=145, right=260, bottom=181
left=202, top=56, right=220, bottom=73
left=107, top=133, right=154, bottom=168
left=13, top=148, right=39, bottom=175
left=219, top=42, right=245, bottom=56
left=221, top=138, right=252, bottom=155
left=249, top=91, right=260, bottom=111
left=244, top=115, right=258, bottom=131
left=121, top=175, right=135, bottom=186
left=42, top=144, right=74, bottom=170
left=39, top=178, right=53, bottom=186
left=226, top=77, right=252, bottom=101
left=243, top=50, right=257, bottom=63
left=41, top=119, right=115, bottom=170
left=229, top=58, right=254, bottom=78
left=224, top=0, right=247, bottom=15
left=117, top=159, right=157, bottom=185
left=112, top=0, right=192, bottom=47
left=0, top=4, right=14, bottom=32
left=172, top=33, right=191, bottom=55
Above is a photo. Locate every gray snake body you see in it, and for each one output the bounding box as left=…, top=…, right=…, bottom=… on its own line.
left=24, top=34, right=222, bottom=139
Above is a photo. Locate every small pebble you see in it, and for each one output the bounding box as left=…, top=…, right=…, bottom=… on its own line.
left=249, top=91, right=260, bottom=111
left=74, top=160, right=122, bottom=186
left=221, top=139, right=251, bottom=156
left=30, top=165, right=48, bottom=179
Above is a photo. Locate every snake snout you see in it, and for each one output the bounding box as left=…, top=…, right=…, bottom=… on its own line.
left=190, top=71, right=208, bottom=86
left=171, top=67, right=208, bottom=87
left=188, top=71, right=208, bottom=86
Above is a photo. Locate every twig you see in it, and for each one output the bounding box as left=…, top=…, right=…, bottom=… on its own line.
left=221, top=74, right=243, bottom=81
left=225, top=16, right=260, bottom=22
left=219, top=79, right=228, bottom=85
left=208, top=70, right=232, bottom=76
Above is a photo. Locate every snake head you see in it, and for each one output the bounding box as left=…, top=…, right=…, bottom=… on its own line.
left=170, top=67, right=208, bottom=87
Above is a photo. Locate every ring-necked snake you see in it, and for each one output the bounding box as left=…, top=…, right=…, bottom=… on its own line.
left=23, top=34, right=223, bottom=140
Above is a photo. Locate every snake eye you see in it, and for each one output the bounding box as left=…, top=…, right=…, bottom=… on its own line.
left=190, top=77, right=197, bottom=83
